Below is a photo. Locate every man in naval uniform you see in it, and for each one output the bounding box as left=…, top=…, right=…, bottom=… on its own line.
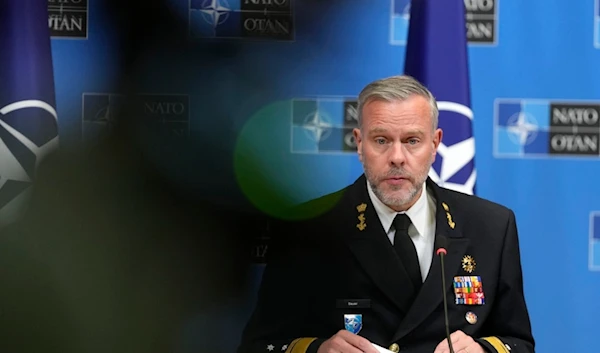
left=237, top=76, right=535, bottom=353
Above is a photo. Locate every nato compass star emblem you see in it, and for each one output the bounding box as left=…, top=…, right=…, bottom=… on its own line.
left=0, top=99, right=58, bottom=227
left=91, top=101, right=116, bottom=129
left=200, top=0, right=231, bottom=28
left=506, top=111, right=539, bottom=146
left=344, top=314, right=363, bottom=334
left=429, top=101, right=476, bottom=195
left=302, top=111, right=333, bottom=142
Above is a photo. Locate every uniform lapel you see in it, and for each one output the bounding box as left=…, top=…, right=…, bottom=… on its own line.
left=342, top=175, right=417, bottom=316
left=391, top=179, right=470, bottom=342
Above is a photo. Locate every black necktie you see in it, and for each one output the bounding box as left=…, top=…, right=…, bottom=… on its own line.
left=392, top=214, right=422, bottom=291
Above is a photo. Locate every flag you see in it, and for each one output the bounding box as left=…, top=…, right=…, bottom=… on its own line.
left=403, top=0, right=476, bottom=195
left=0, top=0, right=59, bottom=228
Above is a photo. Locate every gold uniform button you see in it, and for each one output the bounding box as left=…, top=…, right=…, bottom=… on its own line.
left=389, top=343, right=400, bottom=352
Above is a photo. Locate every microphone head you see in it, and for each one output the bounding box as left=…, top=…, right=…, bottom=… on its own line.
left=436, top=248, right=447, bottom=255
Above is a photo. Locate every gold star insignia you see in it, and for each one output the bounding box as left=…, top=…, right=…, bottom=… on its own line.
left=462, top=255, right=476, bottom=273
left=442, top=202, right=449, bottom=211
left=356, top=203, right=367, bottom=213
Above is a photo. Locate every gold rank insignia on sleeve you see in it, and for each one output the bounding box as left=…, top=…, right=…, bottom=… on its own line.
left=442, top=202, right=455, bottom=229
left=284, top=338, right=317, bottom=353
left=462, top=255, right=476, bottom=273
left=481, top=336, right=511, bottom=353
left=356, top=203, right=367, bottom=231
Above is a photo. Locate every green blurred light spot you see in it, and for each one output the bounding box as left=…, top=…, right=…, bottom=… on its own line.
left=234, top=100, right=352, bottom=221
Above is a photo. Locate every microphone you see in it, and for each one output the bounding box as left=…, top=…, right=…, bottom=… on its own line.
left=436, top=236, right=455, bottom=353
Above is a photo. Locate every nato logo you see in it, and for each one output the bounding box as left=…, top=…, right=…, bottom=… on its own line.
left=495, top=99, right=600, bottom=158
left=48, top=0, right=88, bottom=39
left=82, top=93, right=190, bottom=142
left=390, top=0, right=497, bottom=45
left=429, top=102, right=476, bottom=195
left=189, top=0, right=294, bottom=41
left=82, top=93, right=125, bottom=142
left=344, top=314, right=362, bottom=334
left=290, top=97, right=358, bottom=154
left=0, top=99, right=58, bottom=227
left=590, top=212, right=600, bottom=271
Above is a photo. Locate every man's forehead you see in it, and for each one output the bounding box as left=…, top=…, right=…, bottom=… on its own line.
left=367, top=125, right=426, bottom=134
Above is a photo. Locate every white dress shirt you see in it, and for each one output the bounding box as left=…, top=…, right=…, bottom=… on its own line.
left=366, top=181, right=437, bottom=281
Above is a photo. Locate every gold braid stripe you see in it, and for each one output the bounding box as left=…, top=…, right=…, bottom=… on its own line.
left=284, top=338, right=301, bottom=353
left=482, top=336, right=510, bottom=353
left=285, top=338, right=317, bottom=353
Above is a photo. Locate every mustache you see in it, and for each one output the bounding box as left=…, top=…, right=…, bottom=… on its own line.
left=380, top=168, right=413, bottom=180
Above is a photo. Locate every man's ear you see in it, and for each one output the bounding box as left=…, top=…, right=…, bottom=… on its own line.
left=353, top=128, right=362, bottom=162
left=432, top=128, right=443, bottom=158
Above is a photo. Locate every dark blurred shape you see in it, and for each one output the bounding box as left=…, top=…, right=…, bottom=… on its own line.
left=0, top=130, right=258, bottom=353
left=0, top=0, right=358, bottom=350
left=0, top=0, right=264, bottom=352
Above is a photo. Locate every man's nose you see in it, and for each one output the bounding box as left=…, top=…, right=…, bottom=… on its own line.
left=389, top=141, right=407, bottom=166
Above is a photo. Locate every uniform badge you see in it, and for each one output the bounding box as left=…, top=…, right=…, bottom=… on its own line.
left=461, top=255, right=476, bottom=273
left=442, top=202, right=455, bottom=229
left=465, top=311, right=478, bottom=324
left=453, top=276, right=485, bottom=305
left=389, top=343, right=400, bottom=352
left=356, top=203, right=367, bottom=231
left=344, top=314, right=362, bottom=334
left=356, top=214, right=366, bottom=231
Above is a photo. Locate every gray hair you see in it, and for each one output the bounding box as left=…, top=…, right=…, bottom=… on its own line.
left=356, top=75, right=439, bottom=132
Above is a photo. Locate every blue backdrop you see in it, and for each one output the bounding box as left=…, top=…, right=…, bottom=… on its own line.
left=45, top=0, right=600, bottom=352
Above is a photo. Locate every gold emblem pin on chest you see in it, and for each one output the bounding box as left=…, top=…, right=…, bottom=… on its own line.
left=462, top=255, right=476, bottom=273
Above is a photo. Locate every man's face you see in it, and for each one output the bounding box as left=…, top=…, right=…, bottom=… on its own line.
left=353, top=95, right=442, bottom=211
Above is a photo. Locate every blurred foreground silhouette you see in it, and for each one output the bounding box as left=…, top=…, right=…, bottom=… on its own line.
left=0, top=131, right=258, bottom=353
left=0, top=0, right=352, bottom=351
left=0, top=0, right=260, bottom=351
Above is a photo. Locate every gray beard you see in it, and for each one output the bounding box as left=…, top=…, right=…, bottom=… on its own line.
left=368, top=176, right=423, bottom=210
left=364, top=164, right=429, bottom=210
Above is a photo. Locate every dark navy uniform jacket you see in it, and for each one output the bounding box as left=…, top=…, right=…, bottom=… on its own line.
left=238, top=175, right=535, bottom=353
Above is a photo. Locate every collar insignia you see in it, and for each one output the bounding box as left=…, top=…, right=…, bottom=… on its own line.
left=442, top=202, right=455, bottom=229
left=356, top=203, right=367, bottom=231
